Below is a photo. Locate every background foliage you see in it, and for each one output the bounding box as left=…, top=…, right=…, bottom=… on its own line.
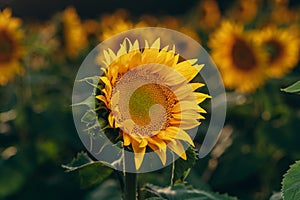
left=0, top=0, right=300, bottom=199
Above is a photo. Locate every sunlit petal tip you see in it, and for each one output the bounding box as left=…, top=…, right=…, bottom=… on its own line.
left=151, top=38, right=161, bottom=49
left=190, top=83, right=205, bottom=91
left=131, top=40, right=140, bottom=51
left=132, top=139, right=146, bottom=170
left=195, top=64, right=205, bottom=71
left=161, top=45, right=169, bottom=52
left=188, top=59, right=198, bottom=65
left=134, top=153, right=145, bottom=170
left=168, top=140, right=187, bottom=160
left=198, top=106, right=207, bottom=113
left=107, top=48, right=117, bottom=60
left=144, top=40, right=150, bottom=48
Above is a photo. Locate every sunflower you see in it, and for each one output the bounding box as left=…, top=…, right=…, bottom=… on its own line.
left=228, top=0, right=259, bottom=24
left=254, top=26, right=299, bottom=78
left=96, top=38, right=210, bottom=169
left=99, top=10, right=148, bottom=42
left=208, top=21, right=267, bottom=93
left=62, top=6, right=87, bottom=58
left=270, top=0, right=300, bottom=25
left=0, top=8, right=23, bottom=86
left=196, top=0, right=221, bottom=31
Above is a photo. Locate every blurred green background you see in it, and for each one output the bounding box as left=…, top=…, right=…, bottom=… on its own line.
left=0, top=0, right=300, bottom=199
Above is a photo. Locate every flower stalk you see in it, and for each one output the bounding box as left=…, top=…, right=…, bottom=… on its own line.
left=124, top=172, right=137, bottom=200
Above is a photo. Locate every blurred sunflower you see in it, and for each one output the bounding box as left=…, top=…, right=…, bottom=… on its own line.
left=196, top=0, right=221, bottom=31
left=62, top=6, right=87, bottom=58
left=99, top=10, right=147, bottom=41
left=96, top=38, right=210, bottom=169
left=208, top=21, right=267, bottom=93
left=139, top=15, right=201, bottom=55
left=158, top=16, right=201, bottom=42
left=255, top=26, right=299, bottom=78
left=228, top=0, right=259, bottom=24
left=270, top=0, right=300, bottom=24
left=0, top=8, right=23, bottom=86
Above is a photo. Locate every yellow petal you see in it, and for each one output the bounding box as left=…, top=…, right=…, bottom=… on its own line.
left=173, top=84, right=194, bottom=99
left=108, top=112, right=115, bottom=127
left=148, top=142, right=167, bottom=165
left=117, top=43, right=128, bottom=57
left=100, top=77, right=112, bottom=95
left=131, top=40, right=140, bottom=51
left=123, top=132, right=131, bottom=146
left=197, top=106, right=207, bottom=113
left=103, top=50, right=112, bottom=65
left=151, top=38, right=161, bottom=49
left=161, top=69, right=186, bottom=86
left=139, top=138, right=148, bottom=148
left=189, top=83, right=205, bottom=91
left=170, top=118, right=201, bottom=130
left=173, top=62, right=204, bottom=82
left=147, top=136, right=167, bottom=150
left=95, top=95, right=107, bottom=106
left=165, top=127, right=195, bottom=147
left=172, top=101, right=199, bottom=113
left=194, top=92, right=211, bottom=104
left=168, top=139, right=187, bottom=160
left=131, top=139, right=146, bottom=170
left=172, top=111, right=204, bottom=121
left=107, top=48, right=117, bottom=60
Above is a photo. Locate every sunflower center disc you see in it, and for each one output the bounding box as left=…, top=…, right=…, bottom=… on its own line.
left=111, top=64, right=180, bottom=138
left=0, top=29, right=15, bottom=63
left=231, top=37, right=257, bottom=71
left=129, top=83, right=168, bottom=126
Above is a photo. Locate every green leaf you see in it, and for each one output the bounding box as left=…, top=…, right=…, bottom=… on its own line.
left=86, top=179, right=122, bottom=200
left=281, top=81, right=300, bottom=94
left=62, top=152, right=115, bottom=189
left=282, top=160, right=300, bottom=200
left=143, top=184, right=238, bottom=200
left=72, top=95, right=95, bottom=107
left=77, top=75, right=101, bottom=88
left=145, top=197, right=167, bottom=200
left=172, top=147, right=198, bottom=184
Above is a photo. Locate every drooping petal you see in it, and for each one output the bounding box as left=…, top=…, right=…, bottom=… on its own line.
left=131, top=138, right=146, bottom=170
left=165, top=127, right=195, bottom=147
left=148, top=142, right=167, bottom=165
left=167, top=139, right=187, bottom=160
left=147, top=136, right=167, bottom=150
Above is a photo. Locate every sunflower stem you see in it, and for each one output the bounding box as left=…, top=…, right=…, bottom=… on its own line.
left=124, top=172, right=137, bottom=200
